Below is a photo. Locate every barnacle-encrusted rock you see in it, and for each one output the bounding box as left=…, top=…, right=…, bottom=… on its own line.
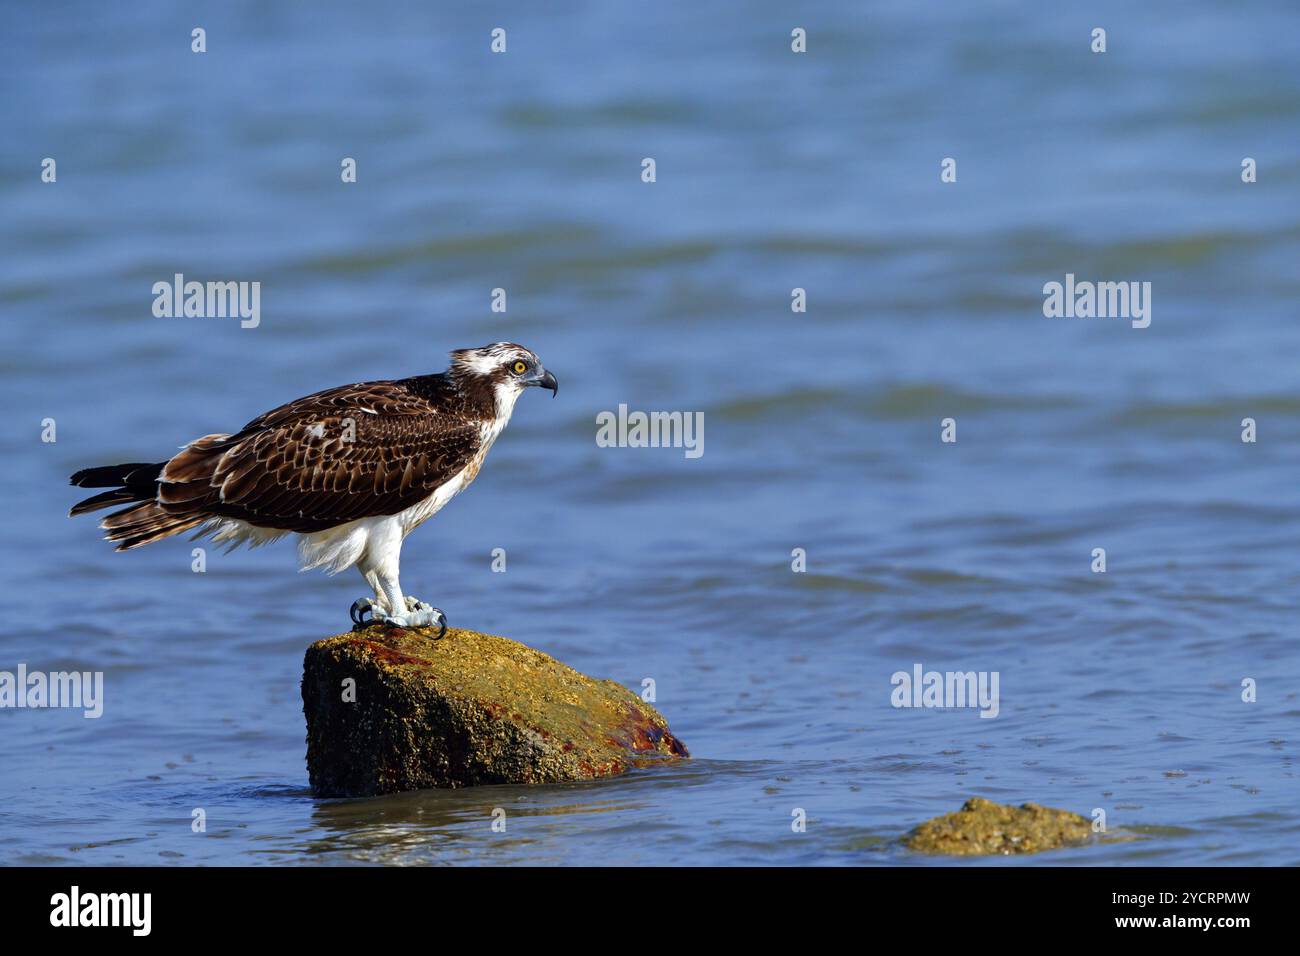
left=302, top=625, right=688, bottom=797
left=905, top=797, right=1093, bottom=856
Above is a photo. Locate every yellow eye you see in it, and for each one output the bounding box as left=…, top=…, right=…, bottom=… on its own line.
left=512, top=361, right=527, bottom=374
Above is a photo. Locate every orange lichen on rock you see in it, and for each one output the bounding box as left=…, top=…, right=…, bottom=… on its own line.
left=302, top=625, right=688, bottom=797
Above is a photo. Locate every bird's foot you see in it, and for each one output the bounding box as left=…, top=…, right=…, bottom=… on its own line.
left=350, top=597, right=447, bottom=638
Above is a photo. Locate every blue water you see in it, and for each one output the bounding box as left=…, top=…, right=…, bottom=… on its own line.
left=2, top=1, right=1299, bottom=865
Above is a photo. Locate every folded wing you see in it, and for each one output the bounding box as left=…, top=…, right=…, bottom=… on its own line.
left=157, top=380, right=482, bottom=533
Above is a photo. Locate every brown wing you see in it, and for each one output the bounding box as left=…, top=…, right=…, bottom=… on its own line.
left=157, top=379, right=483, bottom=532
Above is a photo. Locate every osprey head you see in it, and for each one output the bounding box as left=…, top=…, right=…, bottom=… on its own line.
left=449, top=342, right=558, bottom=411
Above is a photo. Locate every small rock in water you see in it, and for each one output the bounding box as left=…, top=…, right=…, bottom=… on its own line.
left=905, top=797, right=1092, bottom=856
left=302, top=625, right=688, bottom=797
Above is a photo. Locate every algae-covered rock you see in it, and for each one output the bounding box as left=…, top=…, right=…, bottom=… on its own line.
left=302, top=625, right=689, bottom=797
left=905, top=797, right=1092, bottom=856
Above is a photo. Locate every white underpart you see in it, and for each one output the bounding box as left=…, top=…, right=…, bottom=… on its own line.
left=201, top=375, right=529, bottom=614
left=201, top=519, right=290, bottom=551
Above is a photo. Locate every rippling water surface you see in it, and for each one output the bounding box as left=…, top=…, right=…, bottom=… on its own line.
left=1, top=1, right=1299, bottom=865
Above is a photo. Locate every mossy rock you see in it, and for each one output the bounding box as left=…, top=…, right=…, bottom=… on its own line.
left=905, top=797, right=1093, bottom=856
left=302, top=625, right=688, bottom=797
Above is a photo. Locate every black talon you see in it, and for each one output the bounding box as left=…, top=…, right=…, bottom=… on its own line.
left=432, top=609, right=448, bottom=640
left=350, top=599, right=375, bottom=631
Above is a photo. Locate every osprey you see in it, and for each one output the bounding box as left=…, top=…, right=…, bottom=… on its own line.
left=69, top=343, right=557, bottom=633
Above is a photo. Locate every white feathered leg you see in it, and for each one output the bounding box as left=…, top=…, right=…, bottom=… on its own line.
left=348, top=516, right=446, bottom=633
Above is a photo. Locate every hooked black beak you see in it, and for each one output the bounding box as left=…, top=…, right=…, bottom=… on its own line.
left=536, top=369, right=558, bottom=397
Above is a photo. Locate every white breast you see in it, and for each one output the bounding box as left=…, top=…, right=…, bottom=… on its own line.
left=397, top=416, right=511, bottom=535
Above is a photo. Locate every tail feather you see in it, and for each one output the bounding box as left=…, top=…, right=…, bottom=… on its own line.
left=69, top=488, right=138, bottom=517
left=71, top=456, right=224, bottom=550
left=99, top=502, right=206, bottom=551
left=69, top=461, right=164, bottom=514
left=70, top=462, right=160, bottom=489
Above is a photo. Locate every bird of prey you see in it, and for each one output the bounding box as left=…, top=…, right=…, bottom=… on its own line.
left=69, top=343, right=557, bottom=633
